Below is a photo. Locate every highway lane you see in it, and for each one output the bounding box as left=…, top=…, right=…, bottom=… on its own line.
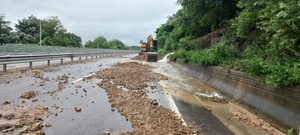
left=0, top=53, right=277, bottom=135
left=0, top=55, right=137, bottom=134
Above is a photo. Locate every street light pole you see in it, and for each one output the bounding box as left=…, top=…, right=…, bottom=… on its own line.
left=39, top=20, right=41, bottom=46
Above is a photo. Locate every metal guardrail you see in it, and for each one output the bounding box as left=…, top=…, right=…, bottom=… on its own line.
left=0, top=44, right=137, bottom=56
left=0, top=51, right=138, bottom=72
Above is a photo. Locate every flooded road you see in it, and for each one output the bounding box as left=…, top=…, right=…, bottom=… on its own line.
left=0, top=55, right=134, bottom=134
left=0, top=54, right=284, bottom=134
left=153, top=56, right=283, bottom=135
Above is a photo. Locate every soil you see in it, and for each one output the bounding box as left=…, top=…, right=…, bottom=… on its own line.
left=0, top=106, right=48, bottom=134
left=130, top=55, right=147, bottom=61
left=93, top=62, right=200, bottom=134
left=130, top=54, right=163, bottom=61
left=20, top=91, right=38, bottom=99
left=228, top=104, right=281, bottom=135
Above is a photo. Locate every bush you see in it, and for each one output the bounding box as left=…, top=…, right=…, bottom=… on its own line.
left=158, top=48, right=167, bottom=56
left=189, top=43, right=239, bottom=66
left=236, top=58, right=300, bottom=87
left=174, top=48, right=190, bottom=64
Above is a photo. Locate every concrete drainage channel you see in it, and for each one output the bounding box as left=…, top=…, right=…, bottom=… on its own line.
left=172, top=59, right=300, bottom=134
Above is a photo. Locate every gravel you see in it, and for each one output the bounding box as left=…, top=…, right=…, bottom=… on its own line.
left=93, top=62, right=200, bottom=134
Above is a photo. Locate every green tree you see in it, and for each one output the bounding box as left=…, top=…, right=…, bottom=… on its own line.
left=85, top=36, right=108, bottom=48
left=42, top=16, right=66, bottom=38
left=107, top=39, right=126, bottom=49
left=15, top=15, right=40, bottom=43
left=42, top=31, right=82, bottom=47
left=0, top=14, right=13, bottom=44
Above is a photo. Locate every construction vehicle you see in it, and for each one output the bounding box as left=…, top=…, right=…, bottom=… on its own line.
left=139, top=35, right=158, bottom=62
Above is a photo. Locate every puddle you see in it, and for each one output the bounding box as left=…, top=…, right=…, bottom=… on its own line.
left=145, top=82, right=171, bottom=110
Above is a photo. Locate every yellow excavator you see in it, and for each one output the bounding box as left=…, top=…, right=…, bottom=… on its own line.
left=139, top=35, right=158, bottom=62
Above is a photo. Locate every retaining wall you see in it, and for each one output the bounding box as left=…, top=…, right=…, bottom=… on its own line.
left=173, top=59, right=300, bottom=133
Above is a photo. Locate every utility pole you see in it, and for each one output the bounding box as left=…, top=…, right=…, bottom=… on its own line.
left=39, top=20, right=41, bottom=46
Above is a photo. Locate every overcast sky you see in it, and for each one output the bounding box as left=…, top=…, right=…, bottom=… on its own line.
left=1, top=0, right=181, bottom=46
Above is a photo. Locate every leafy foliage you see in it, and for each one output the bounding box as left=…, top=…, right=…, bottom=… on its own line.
left=174, top=43, right=239, bottom=66
left=85, top=36, right=127, bottom=49
left=158, top=0, right=300, bottom=86
left=0, top=14, right=13, bottom=44
left=1, top=14, right=82, bottom=47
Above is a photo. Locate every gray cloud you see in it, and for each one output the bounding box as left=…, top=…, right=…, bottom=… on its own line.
left=1, top=0, right=181, bottom=46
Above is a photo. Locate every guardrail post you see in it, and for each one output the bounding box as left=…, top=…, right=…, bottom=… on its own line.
left=91, top=56, right=93, bottom=59
left=61, top=59, right=63, bottom=64
left=86, top=56, right=88, bottom=60
left=3, top=64, right=7, bottom=72
left=29, top=62, right=33, bottom=69
left=71, top=57, right=73, bottom=62
left=47, top=60, right=50, bottom=66
left=79, top=57, right=81, bottom=61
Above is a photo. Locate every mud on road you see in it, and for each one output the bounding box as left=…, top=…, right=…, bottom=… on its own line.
left=92, top=62, right=200, bottom=134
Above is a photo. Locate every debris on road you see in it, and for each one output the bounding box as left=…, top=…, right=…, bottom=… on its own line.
left=228, top=105, right=280, bottom=135
left=0, top=106, right=48, bottom=134
left=46, top=74, right=70, bottom=94
left=3, top=100, right=11, bottom=105
left=94, top=62, right=199, bottom=134
left=130, top=55, right=162, bottom=61
left=45, top=123, right=52, bottom=127
left=32, top=70, right=50, bottom=81
left=103, top=131, right=110, bottom=135
left=74, top=107, right=81, bottom=112
left=20, top=91, right=38, bottom=99
left=130, top=55, right=147, bottom=61
left=56, top=74, right=69, bottom=91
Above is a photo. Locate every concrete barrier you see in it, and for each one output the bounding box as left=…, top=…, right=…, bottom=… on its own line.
left=173, top=59, right=300, bottom=133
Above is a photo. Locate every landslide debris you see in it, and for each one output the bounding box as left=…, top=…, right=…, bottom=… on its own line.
left=130, top=55, right=162, bottom=62
left=46, top=74, right=69, bottom=94
left=130, top=55, right=147, bottom=61
left=20, top=91, right=38, bottom=99
left=31, top=70, right=50, bottom=81
left=94, top=62, right=199, bottom=134
left=228, top=110, right=279, bottom=135
left=0, top=106, right=48, bottom=134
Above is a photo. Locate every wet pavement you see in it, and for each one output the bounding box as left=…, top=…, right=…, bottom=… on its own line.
left=0, top=53, right=283, bottom=135
left=0, top=55, right=134, bottom=134
left=173, top=97, right=233, bottom=135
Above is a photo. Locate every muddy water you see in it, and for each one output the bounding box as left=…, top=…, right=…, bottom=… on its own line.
left=153, top=61, right=282, bottom=135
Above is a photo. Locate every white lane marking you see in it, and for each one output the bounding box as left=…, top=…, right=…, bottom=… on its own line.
left=72, top=73, right=95, bottom=83
left=165, top=91, right=187, bottom=126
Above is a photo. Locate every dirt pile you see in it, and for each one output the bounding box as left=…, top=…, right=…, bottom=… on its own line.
left=56, top=74, right=69, bottom=91
left=130, top=55, right=147, bottom=61
left=0, top=106, right=48, bottom=134
left=32, top=70, right=50, bottom=81
left=94, top=62, right=199, bottom=134
left=130, top=55, right=162, bottom=62
left=20, top=91, right=38, bottom=99
left=228, top=108, right=278, bottom=135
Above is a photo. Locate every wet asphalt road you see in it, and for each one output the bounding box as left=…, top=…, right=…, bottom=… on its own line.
left=0, top=55, right=135, bottom=134
left=0, top=54, right=233, bottom=135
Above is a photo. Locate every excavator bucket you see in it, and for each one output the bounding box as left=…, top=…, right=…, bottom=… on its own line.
left=146, top=52, right=158, bottom=62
